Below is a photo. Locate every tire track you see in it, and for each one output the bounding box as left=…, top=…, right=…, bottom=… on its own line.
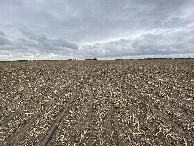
left=135, top=77, right=194, bottom=122
left=124, top=72, right=194, bottom=123
left=119, top=81, right=171, bottom=146
left=38, top=68, right=95, bottom=145
left=36, top=76, right=88, bottom=146
left=2, top=79, right=79, bottom=146
left=0, top=80, right=63, bottom=127
left=103, top=84, right=123, bottom=146
left=1, top=62, right=75, bottom=112
left=123, top=80, right=194, bottom=144
left=0, top=66, right=79, bottom=126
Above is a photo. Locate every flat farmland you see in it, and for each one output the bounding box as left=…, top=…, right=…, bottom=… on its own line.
left=0, top=59, right=193, bottom=145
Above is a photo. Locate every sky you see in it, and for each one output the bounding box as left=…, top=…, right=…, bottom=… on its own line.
left=0, top=0, right=194, bottom=60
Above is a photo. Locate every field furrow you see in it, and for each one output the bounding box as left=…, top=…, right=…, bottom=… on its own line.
left=0, top=59, right=193, bottom=145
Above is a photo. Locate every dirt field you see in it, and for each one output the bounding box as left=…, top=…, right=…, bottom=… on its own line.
left=0, top=59, right=193, bottom=145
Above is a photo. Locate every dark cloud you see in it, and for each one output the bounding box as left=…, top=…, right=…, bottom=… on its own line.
left=51, top=39, right=78, bottom=50
left=19, top=28, right=78, bottom=50
left=0, top=31, right=5, bottom=36
left=0, top=37, right=11, bottom=46
left=0, top=31, right=11, bottom=46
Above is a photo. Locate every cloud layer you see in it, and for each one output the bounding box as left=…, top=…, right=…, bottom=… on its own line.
left=0, top=0, right=194, bottom=60
left=79, top=28, right=194, bottom=58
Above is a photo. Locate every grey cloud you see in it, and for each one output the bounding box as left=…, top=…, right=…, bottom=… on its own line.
left=20, top=28, right=78, bottom=50
left=0, top=31, right=5, bottom=36
left=1, top=0, right=192, bottom=42
left=0, top=38, right=11, bottom=46
left=0, top=31, right=11, bottom=46
left=20, top=28, right=36, bottom=39
left=0, top=27, right=79, bottom=60
left=80, top=28, right=194, bottom=58
left=16, top=38, right=40, bottom=49
left=0, top=0, right=24, bottom=5
left=52, top=39, right=78, bottom=50
left=20, top=28, right=48, bottom=42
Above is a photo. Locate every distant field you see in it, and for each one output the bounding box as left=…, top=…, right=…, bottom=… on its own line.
left=0, top=60, right=193, bottom=145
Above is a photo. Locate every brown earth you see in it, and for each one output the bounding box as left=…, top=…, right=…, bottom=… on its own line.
left=0, top=59, right=193, bottom=145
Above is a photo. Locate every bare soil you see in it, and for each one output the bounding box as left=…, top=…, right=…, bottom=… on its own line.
left=0, top=59, right=193, bottom=145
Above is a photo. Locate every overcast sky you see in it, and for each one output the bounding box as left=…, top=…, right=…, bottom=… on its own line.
left=0, top=0, right=194, bottom=60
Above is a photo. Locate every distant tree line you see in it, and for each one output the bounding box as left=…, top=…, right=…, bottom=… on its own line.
left=85, top=58, right=97, bottom=60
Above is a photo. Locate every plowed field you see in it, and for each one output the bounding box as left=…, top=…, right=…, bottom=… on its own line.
left=0, top=59, right=193, bottom=145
